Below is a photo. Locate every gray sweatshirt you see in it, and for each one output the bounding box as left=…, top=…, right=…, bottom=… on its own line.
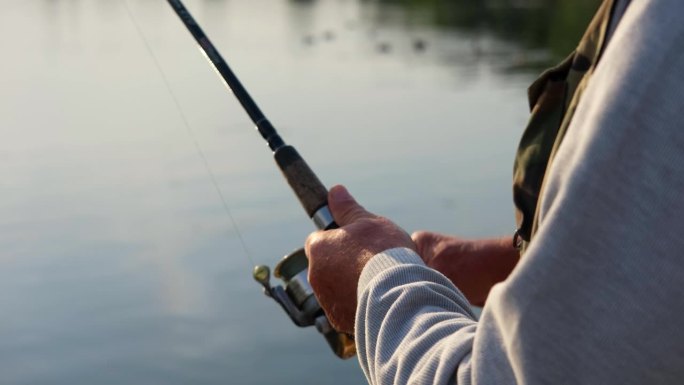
left=355, top=1, right=684, bottom=384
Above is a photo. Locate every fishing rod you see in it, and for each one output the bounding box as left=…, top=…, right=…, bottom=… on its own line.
left=165, top=0, right=355, bottom=359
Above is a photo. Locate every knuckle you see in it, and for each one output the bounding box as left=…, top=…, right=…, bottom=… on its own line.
left=342, top=207, right=365, bottom=224
left=337, top=204, right=374, bottom=225
left=372, top=216, right=392, bottom=228
left=411, top=230, right=426, bottom=241
left=307, top=267, right=320, bottom=290
left=374, top=215, right=389, bottom=224
left=305, top=232, right=325, bottom=258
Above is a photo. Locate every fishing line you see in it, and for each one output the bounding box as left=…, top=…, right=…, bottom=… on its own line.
left=153, top=0, right=354, bottom=358
left=122, top=0, right=256, bottom=268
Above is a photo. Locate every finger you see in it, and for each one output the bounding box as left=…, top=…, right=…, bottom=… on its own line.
left=328, top=185, right=375, bottom=226
left=411, top=231, right=423, bottom=254
left=305, top=230, right=325, bottom=264
left=411, top=230, right=433, bottom=252
left=411, top=231, right=438, bottom=262
left=411, top=230, right=427, bottom=243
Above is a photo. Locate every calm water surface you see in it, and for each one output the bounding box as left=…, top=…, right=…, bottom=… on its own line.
left=0, top=0, right=585, bottom=383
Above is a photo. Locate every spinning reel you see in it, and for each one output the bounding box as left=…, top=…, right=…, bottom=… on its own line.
left=253, top=248, right=356, bottom=359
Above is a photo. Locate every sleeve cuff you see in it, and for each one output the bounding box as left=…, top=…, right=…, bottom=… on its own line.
left=358, top=247, right=425, bottom=297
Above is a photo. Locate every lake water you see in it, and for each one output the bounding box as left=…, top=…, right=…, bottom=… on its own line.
left=0, top=0, right=594, bottom=384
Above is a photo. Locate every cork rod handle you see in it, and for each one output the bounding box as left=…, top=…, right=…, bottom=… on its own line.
left=274, top=145, right=329, bottom=219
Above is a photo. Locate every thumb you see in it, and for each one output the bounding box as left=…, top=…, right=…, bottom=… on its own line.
left=328, top=185, right=375, bottom=226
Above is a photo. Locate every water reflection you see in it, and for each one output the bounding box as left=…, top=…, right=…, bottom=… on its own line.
left=4, top=0, right=600, bottom=384
left=280, top=0, right=601, bottom=75
left=366, top=0, right=600, bottom=66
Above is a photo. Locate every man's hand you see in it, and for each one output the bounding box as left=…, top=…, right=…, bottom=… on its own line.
left=305, top=185, right=416, bottom=335
left=411, top=232, right=519, bottom=306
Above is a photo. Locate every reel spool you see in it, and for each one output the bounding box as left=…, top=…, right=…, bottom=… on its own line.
left=253, top=248, right=356, bottom=359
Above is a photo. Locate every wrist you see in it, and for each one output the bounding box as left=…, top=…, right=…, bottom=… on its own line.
left=358, top=248, right=425, bottom=298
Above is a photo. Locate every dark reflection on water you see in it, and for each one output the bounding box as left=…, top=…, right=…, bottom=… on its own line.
left=2, top=0, right=600, bottom=384
left=357, top=0, right=601, bottom=72
left=272, top=0, right=602, bottom=83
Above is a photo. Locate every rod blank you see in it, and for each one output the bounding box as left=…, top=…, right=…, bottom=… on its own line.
left=166, top=0, right=284, bottom=151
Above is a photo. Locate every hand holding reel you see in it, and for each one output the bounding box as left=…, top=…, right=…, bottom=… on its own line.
left=253, top=145, right=356, bottom=359
left=166, top=0, right=356, bottom=359
left=254, top=249, right=356, bottom=359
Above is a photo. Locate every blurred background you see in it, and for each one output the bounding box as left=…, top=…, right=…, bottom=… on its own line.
left=0, top=0, right=599, bottom=384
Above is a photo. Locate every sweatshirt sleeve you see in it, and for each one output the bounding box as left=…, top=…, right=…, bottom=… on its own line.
left=355, top=248, right=478, bottom=385
left=355, top=1, right=684, bottom=384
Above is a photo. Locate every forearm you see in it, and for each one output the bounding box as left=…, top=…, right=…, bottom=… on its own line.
left=421, top=235, right=520, bottom=306
left=462, top=236, right=519, bottom=290
left=356, top=248, right=478, bottom=385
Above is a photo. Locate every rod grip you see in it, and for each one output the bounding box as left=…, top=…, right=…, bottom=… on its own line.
left=274, top=146, right=328, bottom=219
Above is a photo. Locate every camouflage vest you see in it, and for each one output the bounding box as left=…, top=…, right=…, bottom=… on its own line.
left=513, top=0, right=617, bottom=253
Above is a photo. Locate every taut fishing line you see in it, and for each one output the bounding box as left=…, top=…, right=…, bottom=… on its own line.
left=122, top=0, right=256, bottom=268
left=125, top=0, right=356, bottom=358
